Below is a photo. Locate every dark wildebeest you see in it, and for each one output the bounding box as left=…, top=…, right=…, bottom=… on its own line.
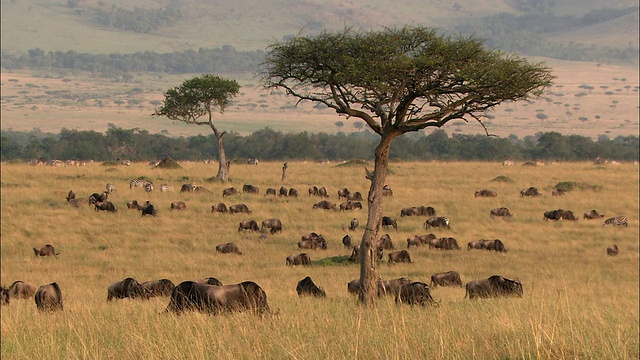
left=301, top=232, right=324, bottom=241
left=406, top=237, right=422, bottom=248
left=349, top=218, right=359, bottom=231
left=242, top=184, right=259, bottom=194
left=33, top=244, right=59, bottom=256
left=417, top=206, right=436, bottom=217
left=340, top=201, right=363, bottom=211
left=317, top=186, right=329, bottom=197
left=261, top=218, right=283, bottom=234
left=395, top=282, right=438, bottom=306
left=197, top=277, right=223, bottom=286
left=107, top=277, right=152, bottom=301
left=382, top=185, right=393, bottom=196
left=229, top=204, right=252, bottom=214
left=342, top=235, right=352, bottom=248
left=382, top=216, right=398, bottom=230
left=337, top=188, right=351, bottom=200
left=490, top=207, right=513, bottom=218
left=347, top=192, right=364, bottom=201
left=165, top=281, right=270, bottom=315
left=95, top=201, right=117, bottom=212
left=388, top=250, right=413, bottom=263
left=520, top=187, right=541, bottom=197
left=66, top=190, right=76, bottom=202
left=408, top=233, right=437, bottom=246
left=425, top=216, right=451, bottom=229
left=467, top=239, right=489, bottom=250
left=544, top=209, right=563, bottom=221
left=211, top=203, right=228, bottom=213
left=552, top=188, right=567, bottom=196
left=141, top=279, right=176, bottom=297
left=180, top=183, right=197, bottom=193
left=607, top=244, right=619, bottom=256
left=312, top=200, right=336, bottom=210
left=559, top=210, right=577, bottom=221
left=433, top=237, right=461, bottom=250
left=1, top=285, right=9, bottom=306
left=486, top=239, right=507, bottom=252
left=400, top=207, right=419, bottom=217
left=222, top=187, right=240, bottom=197
left=286, top=253, right=311, bottom=266
left=288, top=188, right=298, bottom=197
left=377, top=234, right=395, bottom=250
left=170, top=201, right=187, bottom=210
left=380, top=277, right=413, bottom=296
left=583, top=209, right=604, bottom=220
left=298, top=238, right=327, bottom=250
left=35, top=282, right=63, bottom=311
left=216, top=242, right=242, bottom=255
left=7, top=281, right=37, bottom=299
left=265, top=188, right=277, bottom=196
left=127, top=200, right=145, bottom=210
left=475, top=189, right=498, bottom=198
left=465, top=275, right=523, bottom=299
left=141, top=203, right=157, bottom=216
left=308, top=186, right=318, bottom=196
left=278, top=186, right=288, bottom=196
left=296, top=276, right=326, bottom=298
left=430, top=271, right=463, bottom=288
left=88, top=191, right=108, bottom=205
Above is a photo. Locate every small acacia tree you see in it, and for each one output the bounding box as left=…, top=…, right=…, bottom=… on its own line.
left=262, top=26, right=554, bottom=305
left=153, top=74, right=240, bottom=180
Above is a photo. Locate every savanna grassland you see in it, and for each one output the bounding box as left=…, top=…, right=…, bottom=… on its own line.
left=1, top=161, right=638, bottom=359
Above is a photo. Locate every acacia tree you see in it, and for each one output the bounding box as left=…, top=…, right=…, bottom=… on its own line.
left=154, top=75, right=240, bottom=180
left=262, top=26, right=554, bottom=305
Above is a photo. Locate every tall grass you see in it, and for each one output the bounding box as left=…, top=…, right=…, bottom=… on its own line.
left=1, top=161, right=638, bottom=359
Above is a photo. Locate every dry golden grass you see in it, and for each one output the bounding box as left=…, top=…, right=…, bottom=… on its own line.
left=1, top=161, right=638, bottom=359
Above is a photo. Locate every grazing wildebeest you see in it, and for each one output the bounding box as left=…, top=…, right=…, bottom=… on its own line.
left=340, top=201, right=363, bottom=211
left=465, top=275, right=523, bottom=299
left=211, top=203, right=228, bottom=213
left=544, top=209, right=563, bottom=221
left=485, top=239, right=507, bottom=252
left=141, top=279, right=176, bottom=297
left=433, top=237, right=461, bottom=250
left=197, top=277, right=223, bottom=286
left=35, top=282, right=63, bottom=311
left=261, top=218, right=283, bottom=234
left=417, top=206, right=436, bottom=217
left=490, top=207, right=513, bottom=218
left=342, top=235, right=352, bottom=248
left=382, top=185, right=393, bottom=196
left=141, top=203, right=157, bottom=216
left=603, top=215, right=628, bottom=227
left=1, top=285, right=9, bottom=305
left=66, top=190, right=76, bottom=202
left=317, top=186, right=329, bottom=197
left=430, top=271, right=463, bottom=288
left=107, top=278, right=152, bottom=301
left=312, top=200, right=336, bottom=210
left=301, top=232, right=324, bottom=241
left=238, top=219, right=260, bottom=232
left=180, top=183, right=197, bottom=193
left=337, top=188, right=351, bottom=200
left=607, top=244, right=619, bottom=256
left=552, top=188, right=567, bottom=196
left=170, top=201, right=187, bottom=210
left=286, top=253, right=311, bottom=266
left=475, top=189, right=498, bottom=198
left=95, top=201, right=117, bottom=212
left=165, top=281, right=270, bottom=315
left=400, top=207, right=419, bottom=217
left=347, top=192, right=364, bottom=201
left=265, top=188, right=277, bottom=196
left=408, top=233, right=437, bottom=246
left=127, top=200, right=145, bottom=210
left=222, top=187, right=240, bottom=197
left=395, top=282, right=438, bottom=306
left=33, top=244, right=59, bottom=256
left=382, top=216, right=398, bottom=230
left=216, top=242, right=242, bottom=255
left=406, top=237, right=422, bottom=248
left=520, top=187, right=541, bottom=197
left=349, top=218, right=359, bottom=231
left=88, top=191, right=108, bottom=205
left=288, top=188, right=298, bottom=197
left=583, top=209, right=604, bottom=220
left=7, top=281, right=37, bottom=299
left=425, top=216, right=450, bottom=229
left=296, top=276, right=326, bottom=298
left=298, top=237, right=327, bottom=250
left=377, top=234, right=395, bottom=250
left=467, top=239, right=489, bottom=250
left=559, top=210, right=577, bottom=221
left=278, top=186, right=288, bottom=196
left=229, top=204, right=252, bottom=214
left=308, top=186, right=318, bottom=196
left=388, top=250, right=413, bottom=263
left=242, top=184, right=259, bottom=194
left=380, top=277, right=413, bottom=296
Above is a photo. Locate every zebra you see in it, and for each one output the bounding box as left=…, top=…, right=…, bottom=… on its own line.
left=130, top=179, right=153, bottom=189
left=160, top=184, right=174, bottom=192
left=603, top=216, right=628, bottom=227
left=144, top=183, right=154, bottom=193
left=105, top=183, right=116, bottom=194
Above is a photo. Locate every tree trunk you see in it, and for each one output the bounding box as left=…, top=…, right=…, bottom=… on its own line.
left=282, top=162, right=288, bottom=181
left=358, top=131, right=398, bottom=305
left=212, top=125, right=229, bottom=181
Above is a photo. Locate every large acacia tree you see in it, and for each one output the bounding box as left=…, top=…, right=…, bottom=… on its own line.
left=154, top=74, right=240, bottom=180
left=262, top=26, right=554, bottom=305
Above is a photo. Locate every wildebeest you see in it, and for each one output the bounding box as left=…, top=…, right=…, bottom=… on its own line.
left=296, top=276, right=326, bottom=297
left=425, top=216, right=451, bottom=229
left=432, top=237, right=461, bottom=250
left=337, top=188, right=351, bottom=200
left=377, top=234, right=395, bottom=250
left=340, top=201, right=363, bottom=211
left=141, top=203, right=157, bottom=216
left=261, top=218, right=283, bottom=234
left=127, top=200, right=145, bottom=210
left=35, top=282, right=63, bottom=311
left=317, top=186, right=329, bottom=197
left=107, top=277, right=152, bottom=301
left=216, top=242, right=242, bottom=255
left=382, top=216, right=398, bottom=230
left=520, top=187, right=541, bottom=197
left=278, top=186, right=288, bottom=196
left=485, top=239, right=507, bottom=252
left=141, top=279, right=176, bottom=297
left=408, top=233, right=437, bottom=246
left=400, top=207, right=419, bottom=217
left=286, top=253, right=311, bottom=266
left=350, top=245, right=384, bottom=262
left=490, top=207, right=513, bottom=218
left=288, top=188, right=298, bottom=197
left=349, top=218, right=359, bottom=231
left=379, top=277, right=412, bottom=296
left=211, top=203, right=228, bottom=213
left=475, top=189, right=498, bottom=197
left=544, top=209, right=576, bottom=221
left=95, top=201, right=117, bottom=212
left=298, top=237, right=327, bottom=250
left=7, top=280, right=37, bottom=299
left=242, top=184, right=259, bottom=194
left=406, top=237, right=422, bottom=248
left=347, top=192, right=364, bottom=201
left=265, top=188, right=277, bottom=196
left=430, top=271, right=463, bottom=288
left=395, top=282, right=438, bottom=306
left=301, top=232, right=324, bottom=241
left=222, top=187, right=240, bottom=197
left=33, top=244, right=59, bottom=256
left=66, top=190, right=76, bottom=202
left=551, top=188, right=567, bottom=196
left=165, top=281, right=270, bottom=315
left=170, top=201, right=187, bottom=210
left=229, top=204, right=252, bottom=214
left=382, top=185, right=393, bottom=196
left=559, top=210, right=577, bottom=221
left=467, top=239, right=489, bottom=250
left=347, top=278, right=384, bottom=296
left=388, top=250, right=413, bottom=263
left=607, top=244, right=619, bottom=256
left=1, top=285, right=9, bottom=305
left=308, top=186, right=318, bottom=196
left=88, top=191, right=108, bottom=205
left=465, top=275, right=523, bottom=299
left=180, top=183, right=197, bottom=193
left=312, top=200, right=336, bottom=210
left=342, top=235, right=352, bottom=248
left=583, top=209, right=604, bottom=220
left=197, top=277, right=223, bottom=286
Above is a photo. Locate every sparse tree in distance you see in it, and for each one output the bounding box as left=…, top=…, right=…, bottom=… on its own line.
left=153, top=74, right=240, bottom=181
left=263, top=26, right=553, bottom=305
